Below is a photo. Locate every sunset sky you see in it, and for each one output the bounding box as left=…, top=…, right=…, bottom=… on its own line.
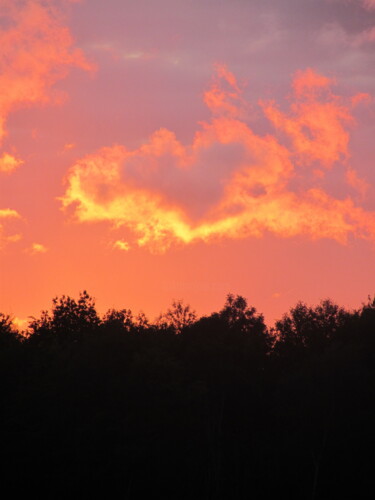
left=1, top=0, right=374, bottom=327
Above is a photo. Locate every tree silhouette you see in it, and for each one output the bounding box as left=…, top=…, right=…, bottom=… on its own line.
left=157, top=299, right=197, bottom=333
left=360, top=294, right=375, bottom=325
left=0, top=313, right=20, bottom=347
left=274, top=299, right=351, bottom=356
left=0, top=291, right=374, bottom=498
left=29, top=290, right=100, bottom=343
left=219, top=293, right=267, bottom=335
left=102, top=307, right=134, bottom=333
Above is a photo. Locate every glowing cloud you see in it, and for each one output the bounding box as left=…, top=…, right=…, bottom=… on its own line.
left=0, top=0, right=92, bottom=145
left=30, top=242, right=48, bottom=254
left=114, top=240, right=131, bottom=251
left=0, top=0, right=92, bottom=247
left=61, top=66, right=375, bottom=252
left=0, top=153, right=23, bottom=173
left=0, top=209, right=20, bottom=220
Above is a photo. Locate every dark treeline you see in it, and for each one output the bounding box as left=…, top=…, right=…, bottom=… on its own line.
left=1, top=292, right=374, bottom=498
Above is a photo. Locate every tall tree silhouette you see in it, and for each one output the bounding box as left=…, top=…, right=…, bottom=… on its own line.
left=29, top=290, right=100, bottom=343
left=157, top=299, right=197, bottom=333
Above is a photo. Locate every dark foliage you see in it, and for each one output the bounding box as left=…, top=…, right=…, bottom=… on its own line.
left=0, top=292, right=374, bottom=498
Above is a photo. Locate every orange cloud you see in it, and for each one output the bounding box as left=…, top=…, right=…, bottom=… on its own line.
left=351, top=93, right=372, bottom=106
left=0, top=0, right=92, bottom=145
left=292, top=68, right=332, bottom=98
left=204, top=63, right=244, bottom=118
left=0, top=209, right=20, bottom=220
left=29, top=242, right=48, bottom=254
left=261, top=68, right=353, bottom=168
left=61, top=66, right=375, bottom=252
left=346, top=167, right=370, bottom=198
left=114, top=240, right=131, bottom=251
left=0, top=0, right=92, bottom=248
left=0, top=153, right=23, bottom=173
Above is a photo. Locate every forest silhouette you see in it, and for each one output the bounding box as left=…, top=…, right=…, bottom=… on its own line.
left=1, top=291, right=374, bottom=498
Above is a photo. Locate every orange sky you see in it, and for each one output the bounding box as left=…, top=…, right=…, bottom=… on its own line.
left=1, top=0, right=374, bottom=327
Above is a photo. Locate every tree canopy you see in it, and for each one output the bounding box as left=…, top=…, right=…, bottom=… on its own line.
left=1, top=291, right=374, bottom=498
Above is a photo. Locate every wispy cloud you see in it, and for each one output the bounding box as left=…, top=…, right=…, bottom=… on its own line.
left=29, top=242, right=48, bottom=254
left=0, top=208, right=21, bottom=249
left=114, top=240, right=130, bottom=251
